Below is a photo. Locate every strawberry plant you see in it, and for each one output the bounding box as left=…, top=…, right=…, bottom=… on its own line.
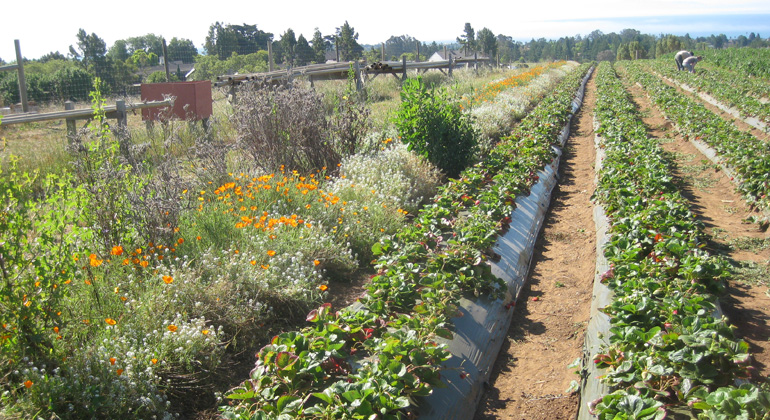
left=589, top=61, right=763, bottom=419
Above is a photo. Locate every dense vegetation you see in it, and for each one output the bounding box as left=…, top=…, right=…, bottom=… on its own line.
left=590, top=59, right=770, bottom=420
left=0, top=62, right=581, bottom=418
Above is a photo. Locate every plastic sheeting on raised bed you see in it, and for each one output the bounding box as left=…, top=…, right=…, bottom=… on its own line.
left=416, top=67, right=593, bottom=420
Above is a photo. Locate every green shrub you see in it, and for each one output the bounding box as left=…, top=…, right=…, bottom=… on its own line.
left=145, top=70, right=180, bottom=83
left=394, top=76, right=478, bottom=178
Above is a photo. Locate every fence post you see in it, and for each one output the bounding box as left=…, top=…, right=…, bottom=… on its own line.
left=416, top=42, right=420, bottom=62
left=448, top=56, right=453, bottom=76
left=381, top=43, right=385, bottom=61
left=116, top=100, right=127, bottom=128
left=268, top=41, right=274, bottom=72
left=65, top=101, right=76, bottom=141
left=402, top=56, right=407, bottom=81
left=162, top=38, right=171, bottom=82
left=14, top=40, right=28, bottom=113
left=354, top=61, right=362, bottom=91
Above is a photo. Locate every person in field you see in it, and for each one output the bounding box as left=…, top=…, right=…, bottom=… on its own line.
left=682, top=55, right=703, bottom=73
left=674, top=50, right=693, bottom=71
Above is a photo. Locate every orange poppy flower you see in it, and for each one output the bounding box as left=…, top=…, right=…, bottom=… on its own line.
left=162, top=275, right=173, bottom=284
left=105, top=318, right=117, bottom=326
left=167, top=325, right=178, bottom=332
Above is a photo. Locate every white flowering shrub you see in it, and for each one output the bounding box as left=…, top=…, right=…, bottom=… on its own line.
left=332, top=142, right=442, bottom=215
left=8, top=316, right=222, bottom=419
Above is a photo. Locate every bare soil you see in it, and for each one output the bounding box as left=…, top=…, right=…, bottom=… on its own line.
left=622, top=72, right=770, bottom=382
left=474, top=71, right=598, bottom=420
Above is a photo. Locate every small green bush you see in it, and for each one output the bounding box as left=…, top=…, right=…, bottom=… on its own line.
left=394, top=77, right=477, bottom=178
left=145, top=71, right=180, bottom=83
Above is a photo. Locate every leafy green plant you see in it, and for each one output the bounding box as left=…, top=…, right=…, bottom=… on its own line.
left=590, top=61, right=761, bottom=420
left=394, top=76, right=478, bottom=178
left=67, top=78, right=147, bottom=254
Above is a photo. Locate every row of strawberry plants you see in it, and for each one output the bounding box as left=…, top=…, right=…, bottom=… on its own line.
left=219, top=63, right=593, bottom=419
left=645, top=59, right=770, bottom=126
left=698, top=48, right=770, bottom=80
left=590, top=61, right=768, bottom=419
left=621, top=61, right=770, bottom=222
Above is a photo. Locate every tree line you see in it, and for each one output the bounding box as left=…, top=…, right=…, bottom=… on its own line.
left=1, top=22, right=767, bottom=106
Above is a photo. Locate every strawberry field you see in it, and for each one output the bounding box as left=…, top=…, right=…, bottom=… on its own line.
left=2, top=48, right=770, bottom=420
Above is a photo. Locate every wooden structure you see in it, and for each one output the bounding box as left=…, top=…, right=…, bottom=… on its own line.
left=1, top=99, right=173, bottom=139
left=0, top=40, right=29, bottom=112
left=213, top=55, right=490, bottom=92
left=140, top=81, right=212, bottom=121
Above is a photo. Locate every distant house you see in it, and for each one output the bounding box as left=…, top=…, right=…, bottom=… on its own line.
left=428, top=49, right=489, bottom=62
left=144, top=59, right=196, bottom=80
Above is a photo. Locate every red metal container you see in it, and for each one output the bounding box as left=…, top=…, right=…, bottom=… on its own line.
left=141, top=81, right=212, bottom=121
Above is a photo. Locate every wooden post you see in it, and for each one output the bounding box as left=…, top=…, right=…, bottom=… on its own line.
left=335, top=38, right=340, bottom=62
left=443, top=45, right=447, bottom=60
left=474, top=52, right=478, bottom=71
left=229, top=84, right=237, bottom=104
left=268, top=41, right=274, bottom=72
left=162, top=38, right=171, bottom=82
left=116, top=100, right=127, bottom=128
left=354, top=61, right=362, bottom=91
left=14, top=40, right=28, bottom=113
left=416, top=42, right=420, bottom=62
left=381, top=43, right=385, bottom=61
left=448, top=56, right=453, bottom=76
left=65, top=101, right=76, bottom=140
left=402, top=56, right=407, bottom=81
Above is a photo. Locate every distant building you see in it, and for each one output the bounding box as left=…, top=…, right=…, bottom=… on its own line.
left=428, top=49, right=488, bottom=62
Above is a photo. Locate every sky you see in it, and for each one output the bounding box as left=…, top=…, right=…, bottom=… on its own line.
left=3, top=0, right=770, bottom=61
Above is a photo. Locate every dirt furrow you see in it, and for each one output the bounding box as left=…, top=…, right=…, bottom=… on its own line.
left=622, top=73, right=770, bottom=382
left=474, top=71, right=598, bottom=420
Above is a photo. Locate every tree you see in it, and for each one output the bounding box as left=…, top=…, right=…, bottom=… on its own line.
left=108, top=40, right=130, bottom=61
left=39, top=51, right=67, bottom=63
left=311, top=28, right=328, bottom=63
left=710, top=33, right=728, bottom=49
left=280, top=29, right=297, bottom=66
left=477, top=28, right=497, bottom=58
left=128, top=50, right=159, bottom=68
left=69, top=29, right=107, bottom=68
left=295, top=34, right=315, bottom=66
left=497, top=35, right=520, bottom=63
left=167, top=37, right=198, bottom=63
left=457, top=23, right=476, bottom=52
left=384, top=35, right=419, bottom=60
left=125, top=34, right=164, bottom=57
left=620, top=28, right=641, bottom=43
left=205, top=22, right=238, bottom=59
left=335, top=21, right=363, bottom=61
left=205, top=22, right=272, bottom=58
left=616, top=44, right=631, bottom=61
